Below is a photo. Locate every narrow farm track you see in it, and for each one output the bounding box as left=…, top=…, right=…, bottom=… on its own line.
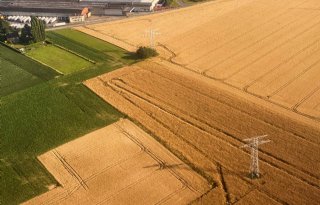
left=85, top=62, right=320, bottom=205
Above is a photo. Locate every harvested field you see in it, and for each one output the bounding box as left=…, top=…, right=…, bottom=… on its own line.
left=23, top=119, right=210, bottom=205
left=77, top=0, right=320, bottom=120
left=85, top=61, right=320, bottom=205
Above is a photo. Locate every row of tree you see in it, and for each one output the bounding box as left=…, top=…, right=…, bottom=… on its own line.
left=30, top=17, right=45, bottom=42
left=0, top=16, right=45, bottom=44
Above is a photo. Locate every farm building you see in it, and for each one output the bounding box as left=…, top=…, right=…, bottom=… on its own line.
left=0, top=7, right=88, bottom=19
left=0, top=0, right=160, bottom=17
left=85, top=0, right=161, bottom=13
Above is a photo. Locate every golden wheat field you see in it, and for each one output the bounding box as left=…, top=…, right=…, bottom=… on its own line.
left=24, top=119, right=209, bottom=205
left=77, top=0, right=320, bottom=120
left=85, top=61, right=320, bottom=204
left=74, top=0, right=320, bottom=204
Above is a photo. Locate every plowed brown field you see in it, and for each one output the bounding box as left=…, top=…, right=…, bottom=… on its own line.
left=84, top=61, right=320, bottom=204
left=23, top=119, right=210, bottom=205
left=76, top=0, right=320, bottom=120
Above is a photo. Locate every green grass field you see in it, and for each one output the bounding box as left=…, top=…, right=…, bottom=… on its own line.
left=0, top=58, right=42, bottom=96
left=0, top=45, right=60, bottom=96
left=26, top=44, right=93, bottom=74
left=47, top=29, right=137, bottom=64
left=0, top=29, right=137, bottom=205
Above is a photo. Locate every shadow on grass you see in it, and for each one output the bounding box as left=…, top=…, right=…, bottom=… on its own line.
left=123, top=52, right=139, bottom=61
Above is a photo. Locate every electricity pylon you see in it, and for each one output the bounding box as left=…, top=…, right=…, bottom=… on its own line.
left=144, top=29, right=160, bottom=48
left=240, top=135, right=270, bottom=179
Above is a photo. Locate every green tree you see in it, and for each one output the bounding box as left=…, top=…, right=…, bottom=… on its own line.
left=20, top=24, right=32, bottom=44
left=0, top=19, right=12, bottom=42
left=31, top=16, right=45, bottom=42
left=136, top=46, right=158, bottom=59
left=165, top=0, right=173, bottom=6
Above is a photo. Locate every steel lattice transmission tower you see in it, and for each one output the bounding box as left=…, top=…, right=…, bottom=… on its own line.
left=240, top=135, right=270, bottom=179
left=144, top=29, right=161, bottom=48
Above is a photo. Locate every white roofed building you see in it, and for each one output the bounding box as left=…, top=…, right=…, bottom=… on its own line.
left=83, top=0, right=160, bottom=12
left=0, top=0, right=161, bottom=17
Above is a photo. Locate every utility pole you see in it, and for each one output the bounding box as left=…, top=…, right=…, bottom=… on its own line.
left=240, top=135, right=270, bottom=179
left=144, top=29, right=160, bottom=48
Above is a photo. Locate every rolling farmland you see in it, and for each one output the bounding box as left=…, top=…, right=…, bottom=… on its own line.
left=77, top=0, right=320, bottom=120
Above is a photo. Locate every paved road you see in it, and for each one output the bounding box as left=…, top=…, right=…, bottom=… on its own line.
left=46, top=16, right=126, bottom=31
left=46, top=11, right=163, bottom=31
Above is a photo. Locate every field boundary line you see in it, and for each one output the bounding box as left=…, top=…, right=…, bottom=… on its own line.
left=244, top=43, right=320, bottom=99
left=142, top=65, right=320, bottom=146
left=97, top=77, right=217, bottom=186
left=52, top=150, right=88, bottom=190
left=217, top=163, right=231, bottom=204
left=83, top=150, right=144, bottom=182
left=75, top=27, right=137, bottom=52
left=187, top=1, right=312, bottom=71
left=110, top=77, right=320, bottom=183
left=243, top=38, right=320, bottom=93
left=114, top=120, right=205, bottom=194
left=48, top=41, right=96, bottom=64
left=25, top=54, right=64, bottom=75
left=210, top=19, right=320, bottom=80
left=293, top=85, right=320, bottom=112
left=158, top=55, right=320, bottom=124
left=268, top=59, right=320, bottom=98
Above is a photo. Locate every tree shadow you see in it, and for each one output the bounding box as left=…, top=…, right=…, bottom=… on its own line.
left=122, top=52, right=139, bottom=61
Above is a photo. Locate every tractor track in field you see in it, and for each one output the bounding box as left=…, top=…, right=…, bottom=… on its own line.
left=201, top=16, right=320, bottom=80
left=100, top=78, right=296, bottom=204
left=52, top=150, right=89, bottom=191
left=138, top=66, right=320, bottom=144
left=158, top=34, right=320, bottom=122
left=78, top=1, right=320, bottom=203
left=100, top=74, right=320, bottom=191
left=156, top=20, right=320, bottom=122
left=109, top=77, right=320, bottom=186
